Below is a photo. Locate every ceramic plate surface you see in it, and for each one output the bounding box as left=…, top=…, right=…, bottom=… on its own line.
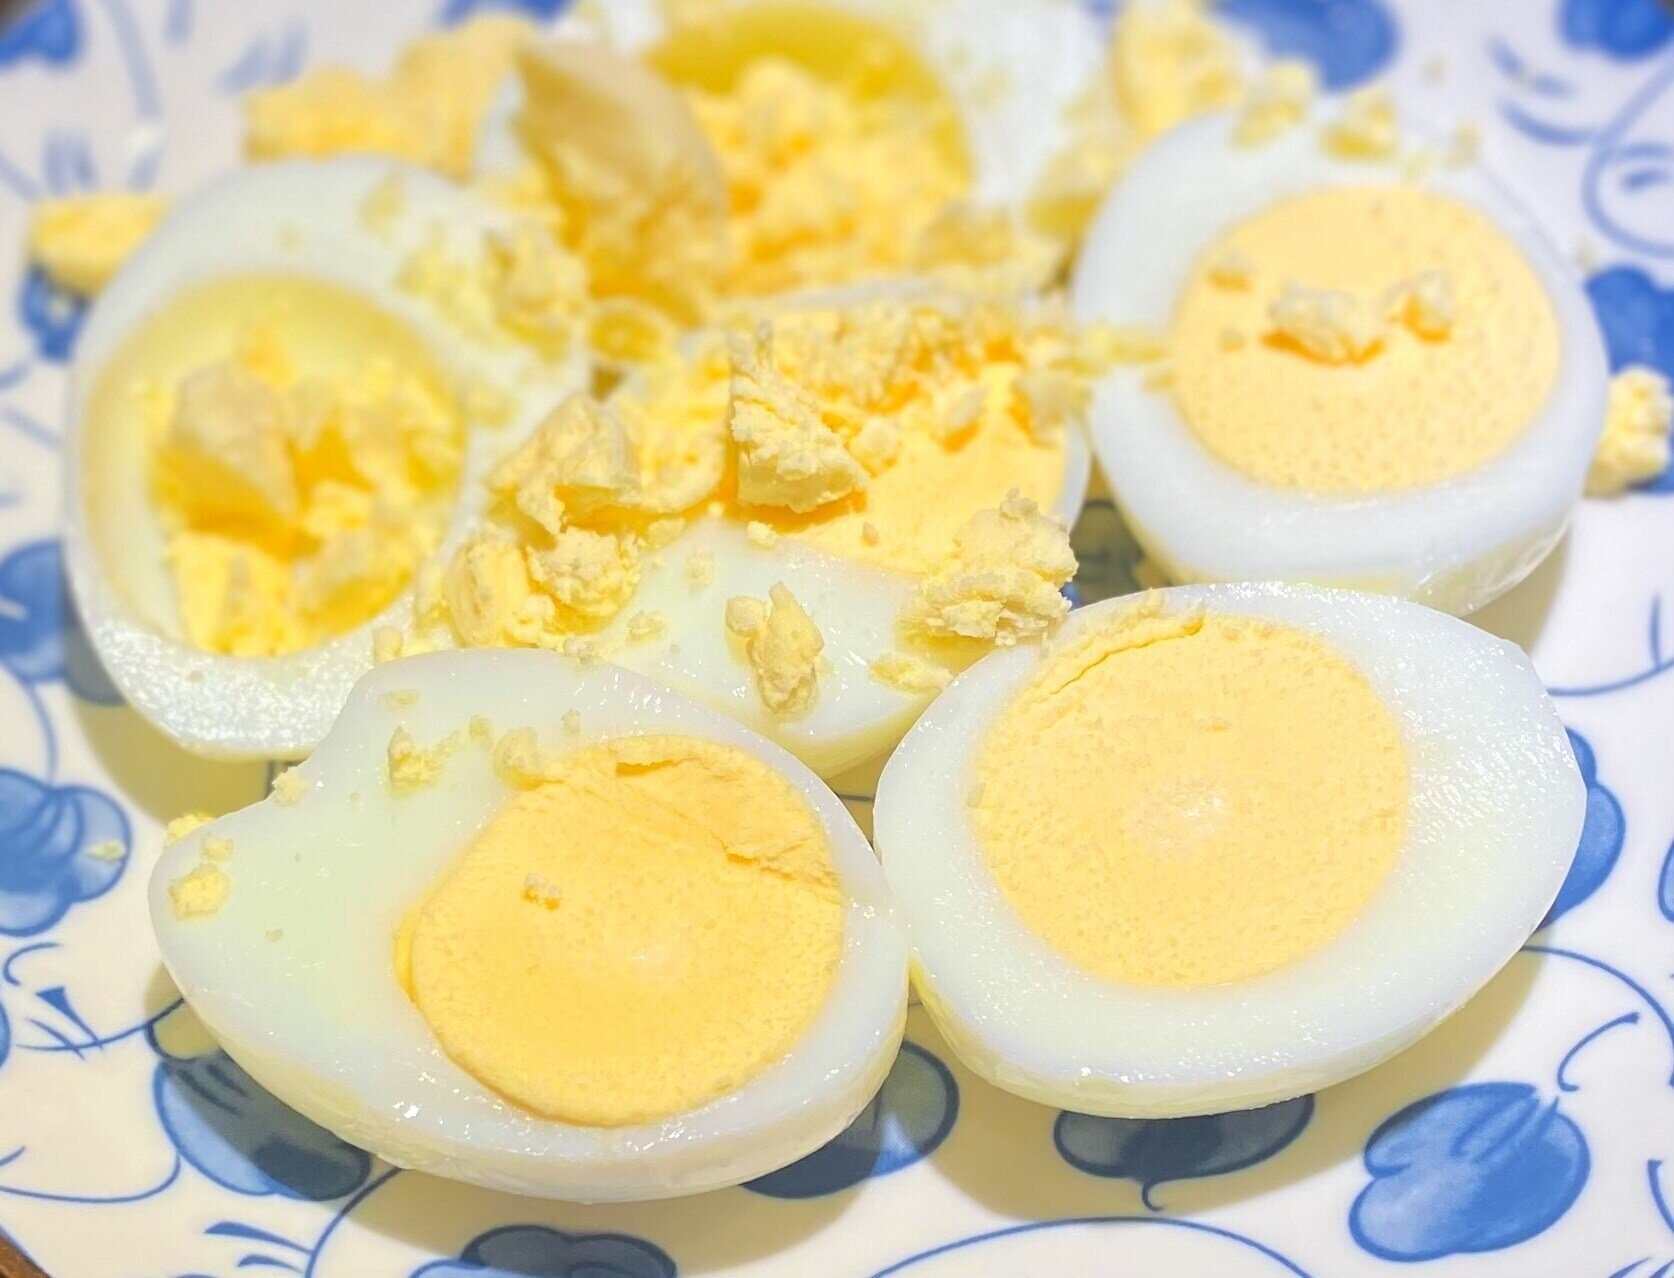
left=0, top=0, right=1671, bottom=1273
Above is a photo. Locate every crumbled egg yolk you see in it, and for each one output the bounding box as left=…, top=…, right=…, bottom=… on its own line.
left=26, top=191, right=169, bottom=296
left=169, top=862, right=231, bottom=920
left=974, top=597, right=1408, bottom=988
left=163, top=811, right=214, bottom=846
left=1169, top=186, right=1560, bottom=493
left=1588, top=365, right=1674, bottom=496
left=85, top=275, right=464, bottom=657
left=1234, top=61, right=1318, bottom=147
left=244, top=16, right=535, bottom=180
left=1321, top=87, right=1401, bottom=161
left=395, top=733, right=843, bottom=1125
left=725, top=582, right=824, bottom=716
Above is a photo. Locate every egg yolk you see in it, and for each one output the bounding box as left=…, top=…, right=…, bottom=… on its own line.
left=1169, top=185, right=1560, bottom=494
left=649, top=3, right=978, bottom=297
left=972, top=599, right=1408, bottom=989
left=396, top=734, right=844, bottom=1126
left=84, top=274, right=463, bottom=657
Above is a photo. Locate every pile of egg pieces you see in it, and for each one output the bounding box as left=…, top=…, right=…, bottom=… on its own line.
left=51, top=0, right=1635, bottom=1202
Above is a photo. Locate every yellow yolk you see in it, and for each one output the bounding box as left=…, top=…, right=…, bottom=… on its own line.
left=84, top=275, right=463, bottom=657
left=27, top=192, right=169, bottom=296
left=1170, top=186, right=1560, bottom=493
left=974, top=599, right=1408, bottom=989
left=1588, top=365, right=1673, bottom=496
left=397, top=733, right=844, bottom=1125
left=244, top=16, right=534, bottom=180
left=649, top=4, right=977, bottom=298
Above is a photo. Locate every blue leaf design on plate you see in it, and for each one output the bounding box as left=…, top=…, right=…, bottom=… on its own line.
left=154, top=1050, right=372, bottom=1201
left=412, top=1224, right=677, bottom=1278
left=1054, top=1095, right=1313, bottom=1208
left=1349, top=1082, right=1589, bottom=1261
left=15, top=266, right=86, bottom=363
left=0, top=769, right=128, bottom=935
left=1217, top=0, right=1398, bottom=90
left=1560, top=0, right=1674, bottom=59
left=745, top=1042, right=958, bottom=1198
left=0, top=0, right=81, bottom=70
left=0, top=540, right=123, bottom=704
left=1542, top=729, right=1625, bottom=927
left=437, top=0, right=569, bottom=25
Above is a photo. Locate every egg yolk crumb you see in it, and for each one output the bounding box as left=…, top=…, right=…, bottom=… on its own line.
left=1170, top=186, right=1560, bottom=493
left=726, top=582, right=824, bottom=716
left=169, top=862, right=231, bottom=920
left=86, top=274, right=465, bottom=656
left=163, top=811, right=214, bottom=846
left=397, top=733, right=843, bottom=1125
left=244, top=16, right=534, bottom=180
left=27, top=191, right=169, bottom=297
left=1587, top=366, right=1673, bottom=496
left=1321, top=87, right=1401, bottom=161
left=974, top=597, right=1408, bottom=988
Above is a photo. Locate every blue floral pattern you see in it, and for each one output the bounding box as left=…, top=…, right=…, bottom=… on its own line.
left=15, top=266, right=86, bottom=363
left=153, top=1049, right=373, bottom=1201
left=1560, top=0, right=1674, bottom=59
left=437, top=0, right=569, bottom=25
left=1218, top=0, right=1398, bottom=89
left=0, top=0, right=81, bottom=71
left=0, top=540, right=123, bottom=704
left=1541, top=729, right=1626, bottom=927
left=0, top=770, right=127, bottom=936
left=413, top=1225, right=676, bottom=1278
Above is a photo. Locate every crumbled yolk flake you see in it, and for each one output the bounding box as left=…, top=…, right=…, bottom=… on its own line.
left=1235, top=60, right=1317, bottom=147
left=170, top=862, right=231, bottom=920
left=1321, top=86, right=1401, bottom=161
left=164, top=812, right=214, bottom=846
left=904, top=491, right=1076, bottom=646
left=869, top=650, right=952, bottom=695
left=203, top=836, right=235, bottom=863
left=397, top=733, right=842, bottom=1125
left=388, top=726, right=462, bottom=794
left=973, top=599, right=1407, bottom=989
left=1110, top=0, right=1242, bottom=143
left=84, top=275, right=465, bottom=658
left=1170, top=186, right=1560, bottom=493
left=1588, top=366, right=1674, bottom=497
left=726, top=582, right=824, bottom=716
left=245, top=16, right=535, bottom=179
left=272, top=769, right=308, bottom=804
left=27, top=192, right=169, bottom=297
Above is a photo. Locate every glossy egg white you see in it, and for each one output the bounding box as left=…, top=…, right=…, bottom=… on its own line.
left=484, top=0, right=1105, bottom=217
left=1072, top=111, right=1610, bottom=615
left=149, top=648, right=907, bottom=1201
left=66, top=158, right=587, bottom=761
left=875, top=584, right=1585, bottom=1116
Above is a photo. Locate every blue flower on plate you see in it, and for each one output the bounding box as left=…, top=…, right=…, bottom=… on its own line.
left=0, top=540, right=123, bottom=704
left=1585, top=266, right=1674, bottom=490
left=0, top=0, right=81, bottom=71
left=1542, top=730, right=1625, bottom=928
left=16, top=266, right=86, bottom=363
left=1217, top=0, right=1397, bottom=90
left=412, top=1225, right=676, bottom=1278
left=1055, top=1095, right=1313, bottom=1209
left=154, top=1049, right=372, bottom=1201
left=746, top=1042, right=958, bottom=1198
left=1349, top=1082, right=1589, bottom=1261
left=438, top=0, right=570, bottom=25
left=1559, top=0, right=1674, bottom=60
left=0, top=769, right=128, bottom=936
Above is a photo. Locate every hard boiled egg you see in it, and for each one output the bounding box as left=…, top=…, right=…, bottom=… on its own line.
left=875, top=584, right=1583, bottom=1116
left=1073, top=106, right=1609, bottom=614
left=150, top=649, right=906, bottom=1200
left=66, top=158, right=587, bottom=760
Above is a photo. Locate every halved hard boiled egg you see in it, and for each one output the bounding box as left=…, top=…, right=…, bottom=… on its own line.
left=66, top=158, right=587, bottom=760
left=1073, top=106, right=1609, bottom=614
left=150, top=649, right=905, bottom=1200
left=875, top=584, right=1584, bottom=1116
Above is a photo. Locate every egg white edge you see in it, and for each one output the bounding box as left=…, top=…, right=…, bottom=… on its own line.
left=1071, top=111, right=1610, bottom=616
left=149, top=648, right=908, bottom=1201
left=874, top=584, right=1586, bottom=1116
left=64, top=158, right=588, bottom=761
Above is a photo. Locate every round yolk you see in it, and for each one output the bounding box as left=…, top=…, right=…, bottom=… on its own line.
left=398, top=734, right=844, bottom=1126
left=86, top=273, right=464, bottom=657
left=649, top=3, right=973, bottom=296
left=972, top=604, right=1408, bottom=989
left=1169, top=186, right=1560, bottom=494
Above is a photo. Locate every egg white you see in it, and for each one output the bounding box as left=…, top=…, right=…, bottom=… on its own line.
left=1072, top=111, right=1610, bottom=615
left=149, top=649, right=907, bottom=1201
left=484, top=0, right=1105, bottom=216
left=874, top=584, right=1585, bottom=1116
left=66, top=158, right=587, bottom=761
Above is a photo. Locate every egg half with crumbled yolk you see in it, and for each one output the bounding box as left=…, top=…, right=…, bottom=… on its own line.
left=396, top=291, right=1106, bottom=778
left=876, top=584, right=1583, bottom=1116
left=1073, top=102, right=1610, bottom=615
left=66, top=158, right=588, bottom=761
left=477, top=0, right=1105, bottom=314
left=149, top=648, right=905, bottom=1200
